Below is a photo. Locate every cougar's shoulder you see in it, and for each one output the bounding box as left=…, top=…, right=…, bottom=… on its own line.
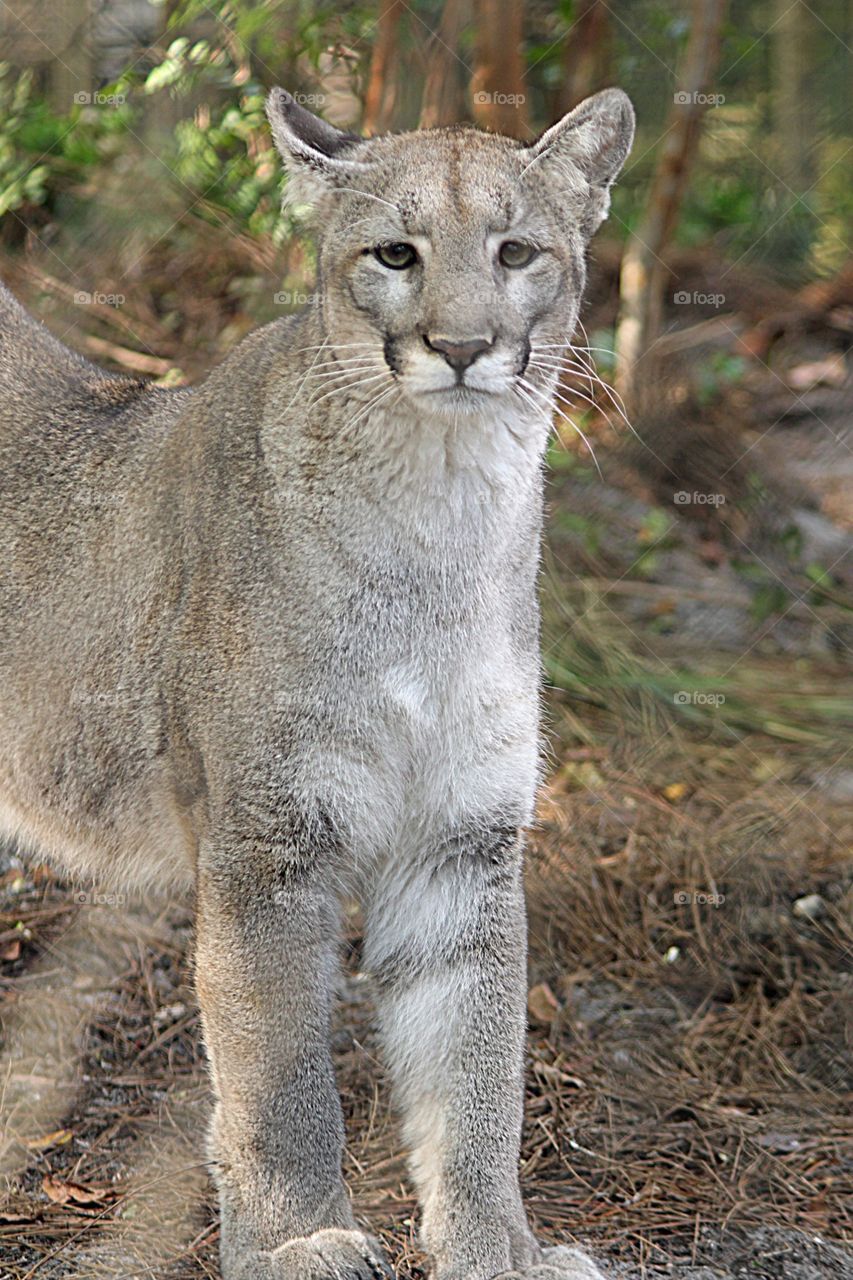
left=0, top=280, right=150, bottom=420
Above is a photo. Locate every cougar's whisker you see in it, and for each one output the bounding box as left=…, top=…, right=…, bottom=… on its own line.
left=308, top=373, right=389, bottom=410
left=282, top=335, right=331, bottom=413
left=294, top=341, right=376, bottom=354
left=344, top=383, right=400, bottom=435
left=515, top=374, right=603, bottom=477
left=306, top=363, right=382, bottom=383
left=305, top=359, right=384, bottom=376
left=528, top=370, right=613, bottom=429
left=529, top=347, right=634, bottom=434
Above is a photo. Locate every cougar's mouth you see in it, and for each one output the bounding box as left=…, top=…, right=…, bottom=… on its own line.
left=403, top=382, right=512, bottom=420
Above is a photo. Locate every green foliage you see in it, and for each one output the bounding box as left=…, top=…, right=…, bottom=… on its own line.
left=1, top=0, right=849, bottom=279
left=542, top=592, right=853, bottom=745
left=0, top=64, right=133, bottom=218
left=546, top=440, right=580, bottom=473
left=553, top=510, right=602, bottom=556
left=633, top=508, right=677, bottom=576
left=143, top=50, right=285, bottom=239
left=695, top=351, right=746, bottom=406
left=164, top=0, right=371, bottom=76
left=587, top=328, right=617, bottom=376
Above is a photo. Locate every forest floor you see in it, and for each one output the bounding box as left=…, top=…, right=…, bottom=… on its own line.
left=0, top=240, right=851, bottom=1279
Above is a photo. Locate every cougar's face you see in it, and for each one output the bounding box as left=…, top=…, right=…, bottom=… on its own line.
left=319, top=145, right=587, bottom=415
left=268, top=89, right=634, bottom=420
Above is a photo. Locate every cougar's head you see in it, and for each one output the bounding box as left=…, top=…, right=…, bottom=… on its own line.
left=267, top=89, right=634, bottom=420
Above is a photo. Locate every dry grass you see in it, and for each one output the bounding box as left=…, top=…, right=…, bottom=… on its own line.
left=7, top=658, right=849, bottom=1279
left=0, top=234, right=851, bottom=1278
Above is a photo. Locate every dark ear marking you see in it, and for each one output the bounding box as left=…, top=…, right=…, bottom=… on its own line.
left=266, top=88, right=362, bottom=160
left=266, top=88, right=370, bottom=209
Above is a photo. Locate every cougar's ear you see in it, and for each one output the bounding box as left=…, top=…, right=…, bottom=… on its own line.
left=525, top=88, right=635, bottom=235
left=266, top=88, right=367, bottom=210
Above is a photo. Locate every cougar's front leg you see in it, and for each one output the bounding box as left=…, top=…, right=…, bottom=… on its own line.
left=365, top=828, right=541, bottom=1280
left=195, top=808, right=392, bottom=1280
left=367, top=828, right=607, bottom=1280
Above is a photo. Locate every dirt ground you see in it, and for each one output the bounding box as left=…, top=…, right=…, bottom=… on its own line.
left=0, top=247, right=851, bottom=1279
left=2, top=703, right=851, bottom=1280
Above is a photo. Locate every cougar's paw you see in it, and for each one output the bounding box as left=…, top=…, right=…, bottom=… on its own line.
left=263, top=1227, right=395, bottom=1280
left=498, top=1244, right=608, bottom=1280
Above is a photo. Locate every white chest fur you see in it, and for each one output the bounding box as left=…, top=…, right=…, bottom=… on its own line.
left=322, top=400, right=545, bottom=860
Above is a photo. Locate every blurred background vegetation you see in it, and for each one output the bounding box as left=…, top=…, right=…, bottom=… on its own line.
left=1, top=2, right=851, bottom=284
left=1, top=4, right=852, bottom=1277
left=4, top=0, right=847, bottom=718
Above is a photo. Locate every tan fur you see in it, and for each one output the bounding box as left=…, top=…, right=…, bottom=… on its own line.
left=0, top=88, right=634, bottom=1279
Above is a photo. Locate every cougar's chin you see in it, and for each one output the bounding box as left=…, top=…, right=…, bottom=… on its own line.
left=431, top=389, right=496, bottom=417
left=405, top=380, right=510, bottom=417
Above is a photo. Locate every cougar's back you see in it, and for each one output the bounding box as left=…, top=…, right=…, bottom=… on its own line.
left=0, top=282, right=195, bottom=888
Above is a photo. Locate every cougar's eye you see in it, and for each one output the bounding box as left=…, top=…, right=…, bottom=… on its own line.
left=499, top=239, right=537, bottom=268
left=374, top=242, right=418, bottom=270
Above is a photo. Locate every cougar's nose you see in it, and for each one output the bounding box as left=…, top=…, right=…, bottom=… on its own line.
left=424, top=334, right=494, bottom=372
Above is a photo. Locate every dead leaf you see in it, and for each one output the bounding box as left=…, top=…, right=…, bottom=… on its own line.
left=26, top=1128, right=73, bottom=1152
left=528, top=982, right=560, bottom=1024
left=0, top=939, right=21, bottom=961
left=553, top=760, right=606, bottom=792
left=42, top=1175, right=114, bottom=1209
left=662, top=782, right=689, bottom=803
left=650, top=597, right=677, bottom=617
left=533, top=1059, right=586, bottom=1088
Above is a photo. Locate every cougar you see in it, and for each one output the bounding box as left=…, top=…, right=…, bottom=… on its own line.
left=0, top=86, right=634, bottom=1279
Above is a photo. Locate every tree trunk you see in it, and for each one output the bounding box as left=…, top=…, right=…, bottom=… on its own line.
left=420, top=0, right=471, bottom=128
left=471, top=0, right=529, bottom=139
left=558, top=0, right=610, bottom=114
left=772, top=0, right=813, bottom=192
left=363, top=0, right=405, bottom=134
left=614, top=0, right=727, bottom=407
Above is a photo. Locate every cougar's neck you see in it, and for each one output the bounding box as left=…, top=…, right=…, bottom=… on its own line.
left=263, top=314, right=551, bottom=549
